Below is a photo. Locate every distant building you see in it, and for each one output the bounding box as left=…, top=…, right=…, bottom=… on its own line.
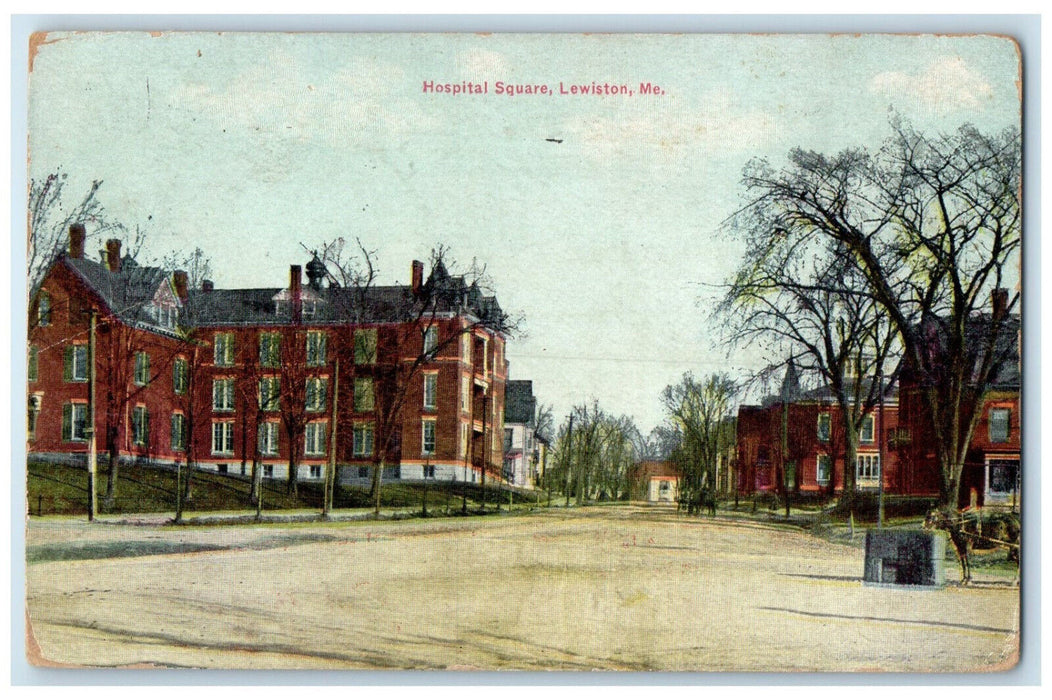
left=28, top=225, right=510, bottom=486
left=502, top=380, right=545, bottom=488
left=630, top=460, right=681, bottom=503
left=735, top=368, right=901, bottom=500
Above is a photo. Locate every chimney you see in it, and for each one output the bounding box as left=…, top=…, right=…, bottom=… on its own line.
left=202, top=279, right=214, bottom=293
left=992, top=288, right=1009, bottom=319
left=105, top=239, right=122, bottom=273
left=68, top=223, right=86, bottom=259
left=172, top=270, right=189, bottom=302
left=411, top=260, right=424, bottom=297
left=290, top=264, right=302, bottom=323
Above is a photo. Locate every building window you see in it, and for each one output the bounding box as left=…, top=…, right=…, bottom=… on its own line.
left=816, top=413, right=831, bottom=442
left=306, top=377, right=328, bottom=412
left=504, top=428, right=514, bottom=452
left=37, top=291, right=51, bottom=326
left=131, top=406, right=149, bottom=447
left=217, top=464, right=228, bottom=474
left=816, top=454, right=831, bottom=485
left=305, top=422, right=327, bottom=456
left=214, top=332, right=235, bottom=366
left=28, top=346, right=39, bottom=382
left=64, top=344, right=89, bottom=382
left=354, top=328, right=377, bottom=365
left=353, top=423, right=374, bottom=457
left=259, top=332, right=281, bottom=368
left=310, top=465, right=322, bottom=479
left=156, top=303, right=177, bottom=329
left=461, top=375, right=471, bottom=413
left=170, top=413, right=186, bottom=452
left=358, top=466, right=369, bottom=478
left=461, top=333, right=471, bottom=363
left=307, top=331, right=328, bottom=367
left=212, top=378, right=235, bottom=412
left=859, top=415, right=875, bottom=443
left=211, top=421, right=234, bottom=455
left=28, top=395, right=42, bottom=441
left=424, top=464, right=436, bottom=478
left=263, top=465, right=274, bottom=478
left=423, top=373, right=437, bottom=411
left=423, top=326, right=438, bottom=356
left=422, top=419, right=436, bottom=455
left=258, top=422, right=279, bottom=456
left=134, top=351, right=151, bottom=386
left=856, top=454, right=880, bottom=482
left=259, top=376, right=280, bottom=412
left=460, top=422, right=469, bottom=459
left=987, top=459, right=1019, bottom=495
left=61, top=402, right=88, bottom=442
left=354, top=377, right=375, bottom=413
left=989, top=408, right=1011, bottom=444
left=173, top=357, right=189, bottom=394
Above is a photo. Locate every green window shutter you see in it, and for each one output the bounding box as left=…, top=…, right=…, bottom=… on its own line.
left=63, top=346, right=73, bottom=382
left=62, top=403, right=72, bottom=441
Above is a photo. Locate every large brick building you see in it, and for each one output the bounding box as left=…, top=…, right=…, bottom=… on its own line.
left=735, top=367, right=901, bottom=500
left=28, top=225, right=510, bottom=487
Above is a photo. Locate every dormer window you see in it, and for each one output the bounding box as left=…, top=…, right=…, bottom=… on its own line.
left=275, top=300, right=289, bottom=316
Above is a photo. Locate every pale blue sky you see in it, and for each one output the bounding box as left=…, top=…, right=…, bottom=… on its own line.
left=28, top=32, right=1021, bottom=431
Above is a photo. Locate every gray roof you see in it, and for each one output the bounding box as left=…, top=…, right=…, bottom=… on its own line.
left=185, top=285, right=417, bottom=326
left=505, top=380, right=536, bottom=425
left=58, top=252, right=507, bottom=331
left=63, top=255, right=176, bottom=333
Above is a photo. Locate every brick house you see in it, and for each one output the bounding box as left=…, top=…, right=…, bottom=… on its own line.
left=630, top=460, right=681, bottom=503
left=28, top=226, right=510, bottom=486
left=735, top=368, right=901, bottom=500
left=893, top=296, right=1021, bottom=510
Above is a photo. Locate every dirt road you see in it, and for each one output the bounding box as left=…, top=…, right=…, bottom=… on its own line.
left=25, top=506, right=1019, bottom=671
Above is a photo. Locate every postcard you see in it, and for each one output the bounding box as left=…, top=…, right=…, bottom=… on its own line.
left=24, top=31, right=1022, bottom=672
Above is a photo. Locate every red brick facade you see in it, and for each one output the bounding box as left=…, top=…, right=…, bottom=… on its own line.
left=736, top=398, right=902, bottom=498
left=28, top=232, right=509, bottom=486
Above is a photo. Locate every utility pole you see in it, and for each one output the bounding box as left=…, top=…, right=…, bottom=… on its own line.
left=564, top=413, right=574, bottom=508
left=86, top=310, right=98, bottom=521
left=782, top=387, right=790, bottom=520
left=323, top=358, right=339, bottom=518
left=480, top=395, right=488, bottom=514
left=877, top=367, right=885, bottom=529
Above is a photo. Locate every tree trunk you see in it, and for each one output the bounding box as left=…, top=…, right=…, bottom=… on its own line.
left=104, top=428, right=120, bottom=509
left=373, top=458, right=385, bottom=518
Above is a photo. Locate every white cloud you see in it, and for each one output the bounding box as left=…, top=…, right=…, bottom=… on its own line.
left=456, top=48, right=508, bottom=81
left=869, top=56, right=995, bottom=114
left=562, top=88, right=778, bottom=162
left=171, top=50, right=435, bottom=144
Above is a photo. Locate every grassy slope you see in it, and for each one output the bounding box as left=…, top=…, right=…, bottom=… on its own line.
left=27, top=461, right=543, bottom=516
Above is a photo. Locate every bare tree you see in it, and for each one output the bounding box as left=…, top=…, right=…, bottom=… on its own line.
left=28, top=171, right=126, bottom=295
left=550, top=402, right=640, bottom=504
left=661, top=373, right=737, bottom=514
left=729, top=121, right=1020, bottom=580
left=719, top=226, right=900, bottom=508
